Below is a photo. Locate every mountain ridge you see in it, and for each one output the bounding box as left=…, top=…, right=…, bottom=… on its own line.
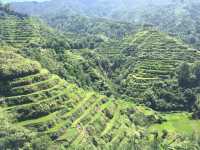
left=10, top=0, right=200, bottom=48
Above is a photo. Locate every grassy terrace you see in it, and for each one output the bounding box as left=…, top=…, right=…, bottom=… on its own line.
left=0, top=51, right=159, bottom=148
left=122, top=30, right=200, bottom=99
left=149, top=112, right=200, bottom=136
left=0, top=15, right=39, bottom=48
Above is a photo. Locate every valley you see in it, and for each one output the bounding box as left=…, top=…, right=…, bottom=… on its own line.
left=1, top=1, right=200, bottom=149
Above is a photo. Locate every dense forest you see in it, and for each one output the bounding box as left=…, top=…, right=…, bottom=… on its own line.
left=11, top=0, right=200, bottom=48
left=1, top=0, right=200, bottom=149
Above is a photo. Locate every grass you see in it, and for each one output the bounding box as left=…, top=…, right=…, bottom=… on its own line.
left=101, top=108, right=119, bottom=136
left=10, top=69, right=50, bottom=87
left=46, top=92, right=95, bottom=133
left=149, top=112, right=200, bottom=135
left=0, top=15, right=41, bottom=48
left=3, top=80, right=66, bottom=107
left=71, top=96, right=105, bottom=127
left=17, top=110, right=61, bottom=126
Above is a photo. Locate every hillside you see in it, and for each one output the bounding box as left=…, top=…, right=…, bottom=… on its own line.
left=10, top=0, right=200, bottom=48
left=3, top=7, right=199, bottom=112
left=1, top=51, right=200, bottom=149
left=43, top=12, right=137, bottom=40
left=115, top=30, right=200, bottom=110
left=0, top=7, right=37, bottom=48
left=1, top=2, right=200, bottom=149
left=9, top=0, right=182, bottom=17
left=1, top=52, right=200, bottom=149
left=1, top=6, right=199, bottom=112
left=0, top=6, right=114, bottom=96
left=87, top=29, right=200, bottom=112
left=0, top=51, right=162, bottom=149
left=0, top=5, right=73, bottom=50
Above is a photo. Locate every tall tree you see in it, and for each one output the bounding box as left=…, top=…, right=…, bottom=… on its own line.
left=178, top=63, right=191, bottom=88
left=194, top=62, right=200, bottom=85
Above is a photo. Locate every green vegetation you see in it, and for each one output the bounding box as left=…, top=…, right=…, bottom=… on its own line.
left=0, top=107, right=57, bottom=150
left=44, top=13, right=137, bottom=40
left=0, top=51, right=41, bottom=80
left=1, top=2, right=200, bottom=149
left=11, top=0, right=200, bottom=49
left=0, top=5, right=72, bottom=50
left=193, top=94, right=200, bottom=119
left=149, top=113, right=200, bottom=135
left=116, top=30, right=200, bottom=112
left=0, top=51, right=162, bottom=149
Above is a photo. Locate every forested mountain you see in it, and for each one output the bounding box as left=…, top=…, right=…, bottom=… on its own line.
left=43, top=13, right=137, bottom=40
left=10, top=0, right=200, bottom=48
left=10, top=0, right=185, bottom=17
left=1, top=1, right=200, bottom=149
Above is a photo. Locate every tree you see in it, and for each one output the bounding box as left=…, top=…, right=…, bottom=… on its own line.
left=183, top=89, right=196, bottom=111
left=143, top=90, right=157, bottom=109
left=29, top=135, right=56, bottom=150
left=194, top=62, right=200, bottom=85
left=178, top=63, right=191, bottom=88
left=4, top=4, right=11, bottom=12
left=89, top=42, right=95, bottom=49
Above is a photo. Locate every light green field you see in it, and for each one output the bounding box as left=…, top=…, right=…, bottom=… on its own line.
left=149, top=112, right=200, bottom=135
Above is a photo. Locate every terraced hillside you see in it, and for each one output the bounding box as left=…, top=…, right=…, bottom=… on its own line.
left=0, top=10, right=39, bottom=48
left=0, top=51, right=160, bottom=149
left=0, top=7, right=72, bottom=50
left=120, top=30, right=200, bottom=101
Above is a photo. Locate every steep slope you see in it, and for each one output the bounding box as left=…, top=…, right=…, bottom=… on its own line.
left=2, top=4, right=199, bottom=112
left=117, top=30, right=200, bottom=110
left=0, top=107, right=56, bottom=149
left=43, top=12, right=137, bottom=40
left=138, top=1, right=200, bottom=48
left=10, top=0, right=139, bottom=41
left=0, top=6, right=118, bottom=99
left=0, top=9, right=37, bottom=48
left=0, top=5, right=72, bottom=49
left=10, top=0, right=200, bottom=48
left=9, top=0, right=182, bottom=17
left=0, top=51, right=160, bottom=149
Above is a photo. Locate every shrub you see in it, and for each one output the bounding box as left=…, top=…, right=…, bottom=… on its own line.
left=0, top=52, right=41, bottom=80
